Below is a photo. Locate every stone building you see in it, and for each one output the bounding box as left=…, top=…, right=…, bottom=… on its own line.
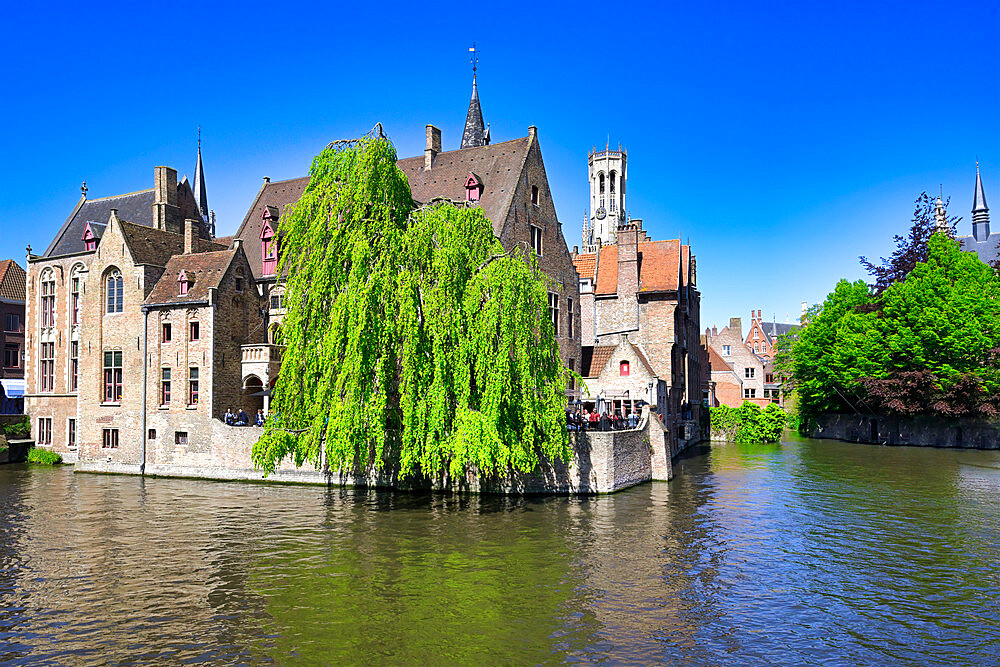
left=24, top=158, right=265, bottom=460
left=571, top=146, right=705, bottom=444
left=958, top=163, right=999, bottom=266
left=232, top=76, right=582, bottom=388
left=743, top=309, right=795, bottom=359
left=704, top=318, right=771, bottom=407
left=0, top=259, right=27, bottom=413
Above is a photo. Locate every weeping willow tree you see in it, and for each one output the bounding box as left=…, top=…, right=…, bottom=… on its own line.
left=251, top=128, right=572, bottom=480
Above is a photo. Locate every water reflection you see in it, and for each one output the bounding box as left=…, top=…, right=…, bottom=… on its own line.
left=1, top=436, right=999, bottom=664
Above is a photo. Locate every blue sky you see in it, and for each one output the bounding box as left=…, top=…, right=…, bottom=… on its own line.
left=2, top=0, right=997, bottom=329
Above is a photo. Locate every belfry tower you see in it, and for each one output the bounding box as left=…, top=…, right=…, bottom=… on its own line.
left=583, top=144, right=627, bottom=249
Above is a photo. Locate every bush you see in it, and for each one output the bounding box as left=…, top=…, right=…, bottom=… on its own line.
left=27, top=448, right=62, bottom=465
left=3, top=416, right=30, bottom=438
left=710, top=402, right=788, bottom=443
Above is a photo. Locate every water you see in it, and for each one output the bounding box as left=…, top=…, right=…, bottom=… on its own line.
left=2, top=434, right=999, bottom=665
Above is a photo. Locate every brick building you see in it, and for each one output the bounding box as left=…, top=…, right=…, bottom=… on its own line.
left=232, top=76, right=582, bottom=388
left=704, top=313, right=791, bottom=408
left=0, top=259, right=27, bottom=413
left=24, top=161, right=265, bottom=461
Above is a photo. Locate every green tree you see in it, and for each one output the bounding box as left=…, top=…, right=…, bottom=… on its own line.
left=252, top=132, right=572, bottom=480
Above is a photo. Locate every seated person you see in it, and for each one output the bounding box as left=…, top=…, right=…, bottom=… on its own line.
left=236, top=409, right=249, bottom=426
left=224, top=408, right=235, bottom=426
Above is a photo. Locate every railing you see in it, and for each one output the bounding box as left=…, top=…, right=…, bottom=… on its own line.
left=241, top=344, right=284, bottom=364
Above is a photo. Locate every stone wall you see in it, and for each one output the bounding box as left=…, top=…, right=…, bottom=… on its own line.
left=810, top=413, right=1000, bottom=449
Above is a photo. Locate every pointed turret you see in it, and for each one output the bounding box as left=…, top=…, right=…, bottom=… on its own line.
left=934, top=194, right=948, bottom=233
left=972, top=163, right=990, bottom=241
left=193, top=130, right=209, bottom=224
left=461, top=75, right=487, bottom=149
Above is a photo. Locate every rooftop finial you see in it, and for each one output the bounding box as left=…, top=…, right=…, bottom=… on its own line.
left=461, top=44, right=487, bottom=149
left=198, top=125, right=201, bottom=151
left=470, top=43, right=478, bottom=78
left=81, top=181, right=87, bottom=197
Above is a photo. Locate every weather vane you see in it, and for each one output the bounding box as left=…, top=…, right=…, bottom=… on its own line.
left=469, top=43, right=478, bottom=76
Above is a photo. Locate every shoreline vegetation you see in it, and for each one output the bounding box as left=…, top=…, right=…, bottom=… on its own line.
left=709, top=402, right=788, bottom=443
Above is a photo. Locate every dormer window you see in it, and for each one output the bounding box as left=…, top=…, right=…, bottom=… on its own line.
left=177, top=270, right=191, bottom=295
left=260, top=210, right=278, bottom=276
left=620, top=361, right=630, bottom=377
left=464, top=173, right=483, bottom=202
left=82, top=222, right=97, bottom=252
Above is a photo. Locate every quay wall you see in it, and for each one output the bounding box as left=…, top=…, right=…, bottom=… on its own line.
left=75, top=412, right=694, bottom=494
left=810, top=413, right=1000, bottom=449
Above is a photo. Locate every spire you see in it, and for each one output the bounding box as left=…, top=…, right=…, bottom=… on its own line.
left=461, top=44, right=487, bottom=149
left=934, top=190, right=948, bottom=233
left=972, top=161, right=991, bottom=241
left=193, top=127, right=209, bottom=224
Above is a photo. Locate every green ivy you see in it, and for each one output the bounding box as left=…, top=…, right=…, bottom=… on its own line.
left=252, top=132, right=573, bottom=481
left=710, top=402, right=788, bottom=443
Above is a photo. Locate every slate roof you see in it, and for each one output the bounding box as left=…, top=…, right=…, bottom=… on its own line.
left=144, top=250, right=239, bottom=306
left=572, top=253, right=596, bottom=280
left=235, top=137, right=534, bottom=279
left=0, top=259, right=26, bottom=302
left=959, top=233, right=1000, bottom=266
left=761, top=321, right=796, bottom=343
left=593, top=240, right=690, bottom=295
left=461, top=77, right=487, bottom=149
left=45, top=190, right=155, bottom=257
left=581, top=345, right=616, bottom=378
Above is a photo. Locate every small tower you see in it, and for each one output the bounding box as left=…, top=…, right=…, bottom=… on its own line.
left=193, top=127, right=209, bottom=225
left=934, top=192, right=948, bottom=233
left=461, top=45, right=488, bottom=149
left=972, top=162, right=990, bottom=241
left=585, top=143, right=627, bottom=247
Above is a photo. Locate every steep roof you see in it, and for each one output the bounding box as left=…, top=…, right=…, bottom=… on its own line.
left=593, top=239, right=690, bottom=295
left=194, top=144, right=209, bottom=220
left=974, top=166, right=989, bottom=212
left=708, top=346, right=734, bottom=373
left=761, top=321, right=796, bottom=343
left=232, top=176, right=310, bottom=277
left=630, top=343, right=656, bottom=377
left=461, top=77, right=487, bottom=149
left=581, top=345, right=616, bottom=378
left=45, top=190, right=154, bottom=257
left=0, top=259, right=27, bottom=302
left=144, top=249, right=239, bottom=306
left=958, top=233, right=1000, bottom=266
left=572, top=253, right=596, bottom=280
left=119, top=220, right=226, bottom=268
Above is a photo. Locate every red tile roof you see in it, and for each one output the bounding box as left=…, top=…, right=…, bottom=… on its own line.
left=572, top=253, right=596, bottom=280
left=582, top=345, right=616, bottom=378
left=708, top=346, right=734, bottom=373
left=593, top=239, right=689, bottom=295
left=0, top=259, right=26, bottom=302
left=144, top=250, right=239, bottom=306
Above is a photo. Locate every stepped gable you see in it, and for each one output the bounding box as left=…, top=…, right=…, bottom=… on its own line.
left=593, top=239, right=688, bottom=295
left=0, top=259, right=26, bottom=301
left=397, top=136, right=531, bottom=237
left=582, top=345, right=616, bottom=378
left=144, top=249, right=238, bottom=305
left=572, top=253, right=596, bottom=280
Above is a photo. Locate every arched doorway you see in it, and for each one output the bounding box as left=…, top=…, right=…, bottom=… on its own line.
left=243, top=375, right=264, bottom=418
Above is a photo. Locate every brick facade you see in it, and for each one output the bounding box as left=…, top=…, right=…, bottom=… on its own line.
left=704, top=318, right=771, bottom=408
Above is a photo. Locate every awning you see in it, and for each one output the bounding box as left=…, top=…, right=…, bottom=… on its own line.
left=1, top=379, right=25, bottom=397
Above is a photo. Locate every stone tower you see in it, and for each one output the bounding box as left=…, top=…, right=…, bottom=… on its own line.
left=973, top=162, right=990, bottom=241
left=583, top=145, right=627, bottom=249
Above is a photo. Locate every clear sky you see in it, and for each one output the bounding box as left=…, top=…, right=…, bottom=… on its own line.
left=2, top=1, right=997, bottom=329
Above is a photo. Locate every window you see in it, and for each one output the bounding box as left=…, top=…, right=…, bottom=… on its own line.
left=261, top=222, right=277, bottom=276
left=4, top=344, right=19, bottom=368
left=102, top=428, right=119, bottom=449
left=70, top=341, right=79, bottom=392
left=531, top=185, right=539, bottom=206
left=85, top=239, right=96, bottom=252
left=568, top=358, right=575, bottom=391
left=71, top=277, right=80, bottom=325
left=189, top=322, right=200, bottom=341
left=754, top=342, right=759, bottom=353
left=162, top=323, right=172, bottom=342
left=235, top=275, right=244, bottom=292
left=188, top=367, right=199, bottom=405
left=745, top=367, right=755, bottom=379
left=175, top=431, right=188, bottom=445
left=68, top=419, right=76, bottom=449
left=37, top=418, right=52, bottom=445
left=5, top=313, right=19, bottom=331
left=178, top=270, right=190, bottom=295
left=760, top=344, right=767, bottom=354
left=148, top=429, right=156, bottom=439
left=620, top=360, right=630, bottom=377
left=743, top=388, right=757, bottom=399
left=567, top=297, right=574, bottom=338
left=39, top=342, right=54, bottom=392
left=766, top=373, right=774, bottom=383
left=722, top=345, right=731, bottom=356
left=754, top=330, right=759, bottom=339
left=270, top=294, right=285, bottom=310
left=530, top=225, right=543, bottom=256
left=41, top=278, right=55, bottom=327
left=106, top=271, right=123, bottom=313
left=464, top=174, right=482, bottom=202
left=548, top=292, right=559, bottom=335
left=161, top=367, right=171, bottom=405
left=103, top=350, right=123, bottom=402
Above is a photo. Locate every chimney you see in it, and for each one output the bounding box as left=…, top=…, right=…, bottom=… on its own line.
left=616, top=223, right=639, bottom=296
left=184, top=218, right=198, bottom=254
left=233, top=238, right=243, bottom=251
left=528, top=126, right=537, bottom=141
left=153, top=166, right=180, bottom=233
left=730, top=317, right=742, bottom=337
left=712, top=325, right=718, bottom=336
left=425, top=125, right=441, bottom=170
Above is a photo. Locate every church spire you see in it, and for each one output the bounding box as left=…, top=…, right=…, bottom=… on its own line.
left=193, top=127, right=209, bottom=224
left=934, top=188, right=948, bottom=233
left=461, top=44, right=487, bottom=149
left=972, top=161, right=990, bottom=241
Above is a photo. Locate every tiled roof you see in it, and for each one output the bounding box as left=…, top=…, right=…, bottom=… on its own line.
left=572, top=253, right=596, bottom=280
left=120, top=220, right=226, bottom=268
left=761, top=321, right=796, bottom=344
left=233, top=176, right=310, bottom=279
left=630, top=343, right=656, bottom=377
left=0, top=259, right=27, bottom=302
left=708, top=346, right=734, bottom=373
left=144, top=250, right=239, bottom=306
left=593, top=239, right=689, bottom=295
left=581, top=345, right=616, bottom=378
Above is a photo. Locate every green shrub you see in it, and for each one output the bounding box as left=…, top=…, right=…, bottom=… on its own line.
left=3, top=416, right=30, bottom=438
left=27, top=447, right=62, bottom=465
left=710, top=402, right=788, bottom=443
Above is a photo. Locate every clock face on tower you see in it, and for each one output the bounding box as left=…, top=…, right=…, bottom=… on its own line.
left=595, top=207, right=607, bottom=220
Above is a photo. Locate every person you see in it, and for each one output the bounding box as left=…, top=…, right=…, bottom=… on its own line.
left=589, top=410, right=599, bottom=431
left=628, top=408, right=638, bottom=429
left=566, top=408, right=575, bottom=431
left=224, top=408, right=235, bottom=426
left=600, top=411, right=609, bottom=431
left=575, top=409, right=583, bottom=432
left=236, top=408, right=249, bottom=426
left=255, top=409, right=265, bottom=427
left=613, top=411, right=622, bottom=430
left=582, top=408, right=590, bottom=430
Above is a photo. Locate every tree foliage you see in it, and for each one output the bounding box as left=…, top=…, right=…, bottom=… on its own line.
left=859, top=192, right=961, bottom=294
left=791, top=233, right=1000, bottom=418
left=252, top=132, right=571, bottom=480
left=710, top=402, right=787, bottom=443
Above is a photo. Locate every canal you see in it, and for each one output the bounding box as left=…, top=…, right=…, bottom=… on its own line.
left=2, top=434, right=998, bottom=664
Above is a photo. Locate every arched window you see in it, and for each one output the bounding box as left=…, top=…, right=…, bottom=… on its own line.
left=609, top=171, right=616, bottom=194
left=105, top=270, right=123, bottom=313
left=620, top=360, right=630, bottom=376
left=40, top=270, right=56, bottom=328
left=69, top=264, right=84, bottom=326
left=599, top=173, right=605, bottom=194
